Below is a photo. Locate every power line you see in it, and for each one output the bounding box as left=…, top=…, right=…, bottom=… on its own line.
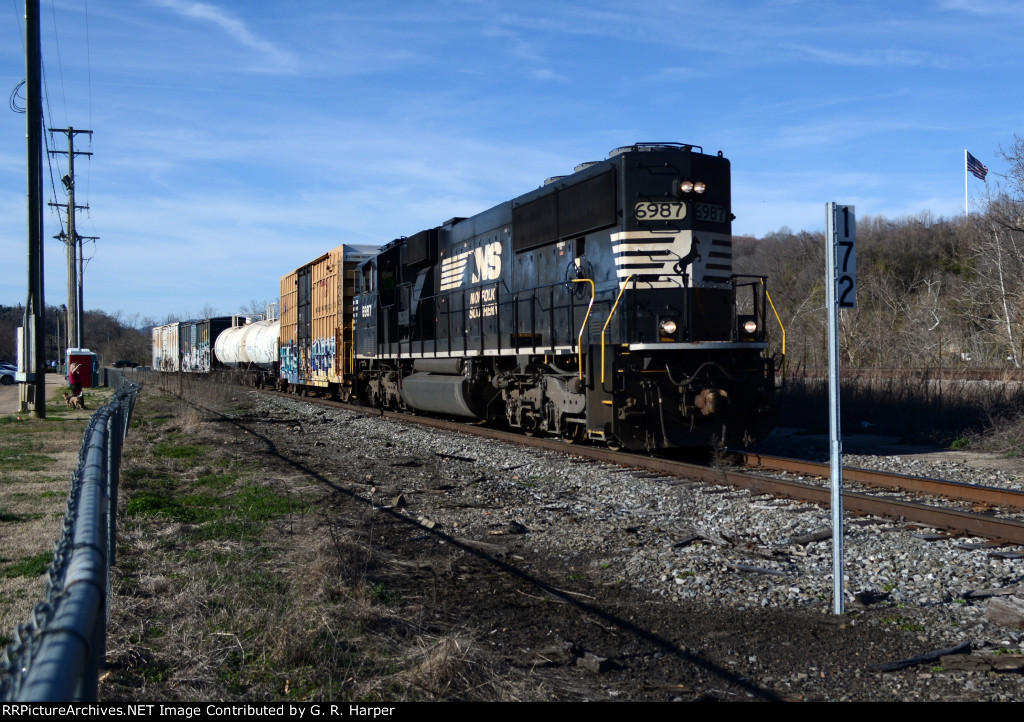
left=47, top=0, right=68, bottom=126
left=10, top=0, right=24, bottom=50
left=9, top=79, right=25, bottom=113
left=84, top=0, right=92, bottom=128
left=40, top=60, right=66, bottom=235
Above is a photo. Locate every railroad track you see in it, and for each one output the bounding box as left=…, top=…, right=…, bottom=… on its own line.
left=259, top=387, right=1024, bottom=546
left=742, top=453, right=1024, bottom=511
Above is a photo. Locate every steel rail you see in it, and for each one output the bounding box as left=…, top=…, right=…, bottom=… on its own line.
left=260, top=388, right=1024, bottom=545
left=742, top=452, right=1024, bottom=511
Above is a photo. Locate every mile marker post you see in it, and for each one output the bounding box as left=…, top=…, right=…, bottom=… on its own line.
left=825, top=202, right=856, bottom=614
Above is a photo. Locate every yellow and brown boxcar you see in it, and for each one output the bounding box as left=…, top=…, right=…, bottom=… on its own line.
left=279, top=245, right=373, bottom=398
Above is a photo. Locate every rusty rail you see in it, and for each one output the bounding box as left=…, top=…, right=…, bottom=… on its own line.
left=259, top=388, right=1024, bottom=546
left=743, top=453, right=1024, bottom=511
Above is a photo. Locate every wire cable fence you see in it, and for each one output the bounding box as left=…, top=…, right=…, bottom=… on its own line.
left=0, top=371, right=139, bottom=702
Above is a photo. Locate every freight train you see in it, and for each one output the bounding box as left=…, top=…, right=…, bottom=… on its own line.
left=153, top=142, right=780, bottom=450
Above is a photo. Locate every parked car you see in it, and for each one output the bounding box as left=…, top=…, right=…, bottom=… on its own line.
left=0, top=363, right=15, bottom=386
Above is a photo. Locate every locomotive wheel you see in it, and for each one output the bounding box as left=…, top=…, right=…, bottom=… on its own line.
left=562, top=424, right=586, bottom=445
left=606, top=435, right=622, bottom=452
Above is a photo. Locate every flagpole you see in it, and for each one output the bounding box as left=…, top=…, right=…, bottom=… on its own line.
left=965, top=148, right=969, bottom=217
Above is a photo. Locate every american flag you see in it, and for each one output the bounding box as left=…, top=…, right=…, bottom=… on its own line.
left=967, top=151, right=989, bottom=181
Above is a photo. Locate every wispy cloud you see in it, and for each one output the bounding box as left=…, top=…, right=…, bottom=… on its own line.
left=151, top=0, right=297, bottom=72
left=937, top=0, right=1024, bottom=17
left=528, top=68, right=568, bottom=82
left=787, top=44, right=956, bottom=69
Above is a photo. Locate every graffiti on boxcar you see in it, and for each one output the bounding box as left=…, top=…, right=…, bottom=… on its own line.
left=280, top=343, right=299, bottom=384
left=199, top=342, right=211, bottom=373
left=311, top=337, right=336, bottom=381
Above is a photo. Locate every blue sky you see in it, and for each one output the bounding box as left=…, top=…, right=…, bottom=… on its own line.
left=1, top=0, right=1021, bottom=321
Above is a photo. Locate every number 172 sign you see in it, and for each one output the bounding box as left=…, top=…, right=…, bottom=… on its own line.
left=827, top=203, right=856, bottom=309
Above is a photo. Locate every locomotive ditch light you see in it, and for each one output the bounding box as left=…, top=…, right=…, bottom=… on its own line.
left=739, top=316, right=758, bottom=340
left=659, top=318, right=679, bottom=339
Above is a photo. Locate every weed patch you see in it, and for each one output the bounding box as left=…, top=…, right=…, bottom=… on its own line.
left=196, top=472, right=238, bottom=490
left=1, top=552, right=53, bottom=579
left=0, top=508, right=43, bottom=523
left=153, top=441, right=205, bottom=460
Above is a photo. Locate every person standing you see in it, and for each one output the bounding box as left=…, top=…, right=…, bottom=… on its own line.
left=68, top=362, right=85, bottom=408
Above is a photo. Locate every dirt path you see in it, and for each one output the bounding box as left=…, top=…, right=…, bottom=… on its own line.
left=0, top=374, right=70, bottom=415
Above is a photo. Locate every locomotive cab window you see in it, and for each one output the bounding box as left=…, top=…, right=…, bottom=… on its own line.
left=361, top=262, right=375, bottom=293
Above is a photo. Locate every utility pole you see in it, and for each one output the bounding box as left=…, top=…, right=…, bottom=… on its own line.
left=19, top=0, right=45, bottom=418
left=49, top=127, right=94, bottom=350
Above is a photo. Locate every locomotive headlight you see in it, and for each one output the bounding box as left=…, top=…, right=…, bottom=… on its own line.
left=743, top=320, right=758, bottom=334
left=693, top=181, right=706, bottom=194
left=677, top=179, right=693, bottom=194
left=659, top=319, right=678, bottom=336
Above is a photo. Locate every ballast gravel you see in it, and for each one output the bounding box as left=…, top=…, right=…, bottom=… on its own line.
left=247, top=393, right=1024, bottom=700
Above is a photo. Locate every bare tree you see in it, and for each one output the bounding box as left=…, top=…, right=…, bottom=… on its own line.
left=239, top=298, right=274, bottom=319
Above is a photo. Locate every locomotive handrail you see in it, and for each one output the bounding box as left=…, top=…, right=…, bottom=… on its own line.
left=393, top=278, right=596, bottom=358
left=570, top=278, right=595, bottom=380
left=602, top=275, right=635, bottom=384
left=763, top=284, right=785, bottom=356
left=763, top=282, right=786, bottom=383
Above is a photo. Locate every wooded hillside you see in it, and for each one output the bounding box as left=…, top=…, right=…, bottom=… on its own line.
left=736, top=137, right=1024, bottom=371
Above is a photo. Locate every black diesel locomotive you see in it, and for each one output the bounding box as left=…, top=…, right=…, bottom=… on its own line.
left=353, top=143, right=778, bottom=450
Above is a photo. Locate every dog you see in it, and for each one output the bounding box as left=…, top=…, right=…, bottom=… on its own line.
left=63, top=392, right=84, bottom=410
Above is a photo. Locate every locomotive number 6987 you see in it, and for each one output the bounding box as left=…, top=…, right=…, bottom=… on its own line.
left=350, top=142, right=778, bottom=451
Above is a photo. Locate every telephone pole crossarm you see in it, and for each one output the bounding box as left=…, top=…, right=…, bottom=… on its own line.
left=48, top=126, right=95, bottom=351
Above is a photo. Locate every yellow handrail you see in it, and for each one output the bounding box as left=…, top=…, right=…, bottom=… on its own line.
left=570, top=279, right=595, bottom=380
left=601, top=275, right=634, bottom=384
left=762, top=282, right=785, bottom=357
left=762, top=281, right=786, bottom=382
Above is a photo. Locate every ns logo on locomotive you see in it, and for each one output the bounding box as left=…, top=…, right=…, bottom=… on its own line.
left=157, top=143, right=779, bottom=451
left=352, top=142, right=779, bottom=450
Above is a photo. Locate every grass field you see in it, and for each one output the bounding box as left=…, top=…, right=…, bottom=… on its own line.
left=0, top=384, right=115, bottom=646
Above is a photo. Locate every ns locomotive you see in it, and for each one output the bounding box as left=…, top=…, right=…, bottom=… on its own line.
left=156, top=143, right=778, bottom=451
left=352, top=142, right=779, bottom=450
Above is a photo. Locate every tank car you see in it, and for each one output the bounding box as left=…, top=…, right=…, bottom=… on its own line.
left=352, top=142, right=778, bottom=450
left=214, top=315, right=281, bottom=386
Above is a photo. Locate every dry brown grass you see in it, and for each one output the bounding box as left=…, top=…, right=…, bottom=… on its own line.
left=0, top=383, right=115, bottom=644
left=402, top=635, right=477, bottom=698
left=780, top=371, right=1024, bottom=445
left=102, top=381, right=535, bottom=702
